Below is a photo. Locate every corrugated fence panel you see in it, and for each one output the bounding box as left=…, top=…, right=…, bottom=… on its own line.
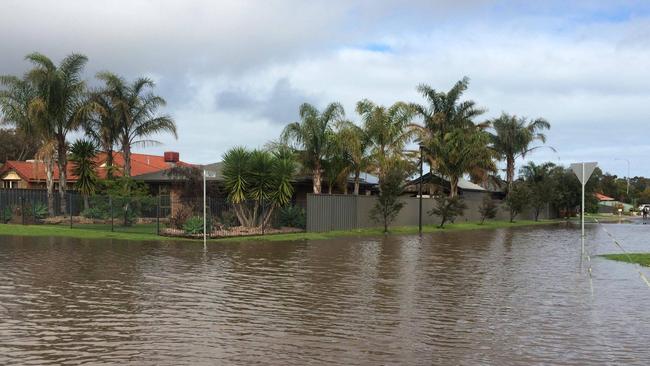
left=307, top=194, right=357, bottom=232
left=307, top=193, right=557, bottom=232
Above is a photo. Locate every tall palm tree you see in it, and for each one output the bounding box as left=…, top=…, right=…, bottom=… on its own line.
left=281, top=102, right=345, bottom=194
left=490, top=113, right=551, bottom=193
left=97, top=72, right=177, bottom=177
left=356, top=99, right=414, bottom=183
left=69, top=139, right=98, bottom=210
left=410, top=77, right=487, bottom=173
left=427, top=127, right=495, bottom=197
left=336, top=120, right=372, bottom=195
left=0, top=74, right=58, bottom=215
left=25, top=52, right=88, bottom=214
left=80, top=90, right=120, bottom=178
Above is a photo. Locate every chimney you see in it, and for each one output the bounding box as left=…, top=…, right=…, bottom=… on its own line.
left=164, top=151, right=180, bottom=165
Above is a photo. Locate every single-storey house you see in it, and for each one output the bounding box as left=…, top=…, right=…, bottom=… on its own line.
left=0, top=151, right=191, bottom=192
left=403, top=172, right=496, bottom=199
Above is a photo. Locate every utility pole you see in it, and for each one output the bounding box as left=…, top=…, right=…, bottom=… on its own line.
left=418, top=144, right=423, bottom=235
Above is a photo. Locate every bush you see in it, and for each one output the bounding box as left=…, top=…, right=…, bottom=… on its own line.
left=429, top=196, right=467, bottom=228
left=1, top=206, right=12, bottom=223
left=478, top=195, right=498, bottom=224
left=219, top=211, right=239, bottom=229
left=82, top=206, right=109, bottom=220
left=183, top=216, right=211, bottom=235
left=278, top=205, right=306, bottom=229
left=32, top=202, right=48, bottom=220
left=169, top=205, right=193, bottom=230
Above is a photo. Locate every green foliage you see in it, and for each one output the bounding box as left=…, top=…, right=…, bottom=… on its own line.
left=478, top=195, right=498, bottom=224
left=357, top=99, right=414, bottom=183
left=0, top=128, right=39, bottom=163
left=281, top=102, right=345, bottom=194
left=278, top=205, right=306, bottom=229
left=218, top=211, right=239, bottom=230
left=31, top=202, right=48, bottom=220
left=490, top=113, right=551, bottom=192
left=521, top=161, right=555, bottom=221
left=370, top=165, right=406, bottom=233
left=504, top=182, right=529, bottom=222
left=429, top=195, right=467, bottom=228
left=183, top=216, right=211, bottom=235
left=1, top=206, right=12, bottom=223
left=70, top=139, right=99, bottom=198
left=222, top=146, right=296, bottom=227
left=95, top=72, right=177, bottom=177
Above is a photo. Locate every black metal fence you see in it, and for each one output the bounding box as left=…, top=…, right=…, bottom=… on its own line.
left=0, top=189, right=306, bottom=239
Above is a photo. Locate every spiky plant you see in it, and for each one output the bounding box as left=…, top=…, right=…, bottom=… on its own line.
left=69, top=139, right=98, bottom=210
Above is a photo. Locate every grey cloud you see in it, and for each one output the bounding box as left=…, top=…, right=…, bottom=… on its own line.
left=216, top=78, right=317, bottom=124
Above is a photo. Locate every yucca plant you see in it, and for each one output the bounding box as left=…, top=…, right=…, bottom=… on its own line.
left=222, top=146, right=296, bottom=227
left=69, top=139, right=98, bottom=210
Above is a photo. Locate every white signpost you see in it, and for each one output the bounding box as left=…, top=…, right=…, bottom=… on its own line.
left=203, top=169, right=218, bottom=248
left=571, top=162, right=598, bottom=238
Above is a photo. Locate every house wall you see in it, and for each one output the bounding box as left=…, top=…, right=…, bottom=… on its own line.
left=306, top=193, right=555, bottom=232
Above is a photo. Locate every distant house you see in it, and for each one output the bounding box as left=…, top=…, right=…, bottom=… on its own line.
left=0, top=151, right=191, bottom=192
left=595, top=192, right=633, bottom=213
left=403, top=172, right=494, bottom=199
left=201, top=162, right=379, bottom=203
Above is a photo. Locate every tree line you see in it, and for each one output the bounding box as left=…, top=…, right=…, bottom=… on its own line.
left=0, top=52, right=178, bottom=216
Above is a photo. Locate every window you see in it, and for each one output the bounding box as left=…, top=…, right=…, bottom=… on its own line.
left=2, top=181, right=17, bottom=189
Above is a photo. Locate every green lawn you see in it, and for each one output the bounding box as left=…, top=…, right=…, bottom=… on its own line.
left=600, top=253, right=650, bottom=267
left=0, top=219, right=562, bottom=243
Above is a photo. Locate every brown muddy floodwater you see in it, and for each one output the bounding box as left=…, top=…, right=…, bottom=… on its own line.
left=1, top=222, right=649, bottom=365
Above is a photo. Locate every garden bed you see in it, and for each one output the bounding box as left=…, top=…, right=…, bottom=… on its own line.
left=160, top=225, right=304, bottom=239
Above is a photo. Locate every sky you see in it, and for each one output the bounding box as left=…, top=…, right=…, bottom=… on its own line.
left=2, top=0, right=650, bottom=177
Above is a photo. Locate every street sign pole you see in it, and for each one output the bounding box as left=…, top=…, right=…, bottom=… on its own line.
left=571, top=162, right=598, bottom=257
left=582, top=162, right=585, bottom=238
left=203, top=169, right=207, bottom=249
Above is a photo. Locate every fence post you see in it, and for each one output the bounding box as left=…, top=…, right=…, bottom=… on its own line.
left=156, top=195, right=160, bottom=236
left=21, top=196, right=25, bottom=225
left=69, top=193, right=73, bottom=229
left=109, top=196, right=114, bottom=232
left=261, top=198, right=265, bottom=235
left=0, top=191, right=4, bottom=224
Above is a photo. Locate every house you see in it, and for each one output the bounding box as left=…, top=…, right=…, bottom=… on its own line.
left=201, top=162, right=379, bottom=203
left=0, top=151, right=191, bottom=192
left=403, top=172, right=494, bottom=199
left=595, top=192, right=633, bottom=213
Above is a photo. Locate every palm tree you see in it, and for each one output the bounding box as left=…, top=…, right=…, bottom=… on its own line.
left=281, top=102, right=345, bottom=194
left=490, top=113, right=551, bottom=193
left=97, top=72, right=177, bottom=177
left=69, top=139, right=98, bottom=210
left=427, top=127, right=495, bottom=197
left=410, top=77, right=487, bottom=174
left=25, top=52, right=88, bottom=214
left=0, top=74, right=58, bottom=215
left=356, top=99, right=414, bottom=183
left=80, top=90, right=120, bottom=178
left=335, top=120, right=372, bottom=195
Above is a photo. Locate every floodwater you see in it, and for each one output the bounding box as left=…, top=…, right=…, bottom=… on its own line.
left=1, top=221, right=649, bottom=365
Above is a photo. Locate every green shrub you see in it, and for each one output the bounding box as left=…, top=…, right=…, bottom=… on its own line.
left=82, top=206, right=109, bottom=220
left=1, top=206, right=12, bottom=223
left=32, top=202, right=48, bottom=220
left=219, top=211, right=239, bottom=229
left=278, top=205, right=306, bottom=228
left=183, top=216, right=211, bottom=235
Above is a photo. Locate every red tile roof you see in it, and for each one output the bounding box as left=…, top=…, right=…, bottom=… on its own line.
left=595, top=192, right=615, bottom=201
left=0, top=152, right=192, bottom=182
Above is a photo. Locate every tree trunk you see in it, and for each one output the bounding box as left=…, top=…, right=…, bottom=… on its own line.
left=57, top=138, right=67, bottom=215
left=123, top=142, right=132, bottom=177
left=106, top=148, right=114, bottom=179
left=328, top=183, right=332, bottom=195
left=312, top=161, right=321, bottom=194
left=506, top=155, right=515, bottom=194
left=353, top=170, right=360, bottom=195
left=46, top=157, right=55, bottom=216
left=83, top=194, right=89, bottom=211
left=449, top=176, right=459, bottom=197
